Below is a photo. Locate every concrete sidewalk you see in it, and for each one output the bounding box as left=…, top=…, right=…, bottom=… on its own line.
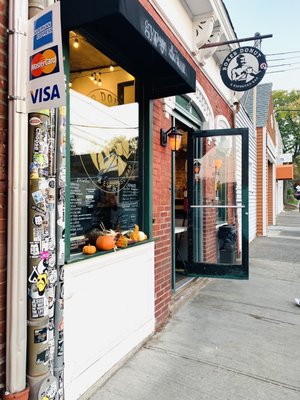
left=84, top=210, right=300, bottom=400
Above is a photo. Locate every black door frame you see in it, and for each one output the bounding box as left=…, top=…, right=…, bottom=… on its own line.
left=187, top=128, right=249, bottom=280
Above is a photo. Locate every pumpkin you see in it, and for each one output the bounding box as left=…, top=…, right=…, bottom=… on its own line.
left=82, top=244, right=97, bottom=255
left=96, top=235, right=115, bottom=251
left=85, top=228, right=102, bottom=244
left=138, top=231, right=147, bottom=241
left=116, top=234, right=128, bottom=248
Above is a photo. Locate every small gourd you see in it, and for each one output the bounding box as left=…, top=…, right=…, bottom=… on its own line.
left=96, top=235, right=115, bottom=251
left=130, top=225, right=140, bottom=242
left=82, top=244, right=97, bottom=255
left=138, top=231, right=147, bottom=241
left=116, top=234, right=128, bottom=248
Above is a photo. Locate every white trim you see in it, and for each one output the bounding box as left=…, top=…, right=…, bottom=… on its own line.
left=262, top=128, right=267, bottom=236
left=272, top=163, right=276, bottom=225
left=6, top=0, right=29, bottom=393
left=162, top=81, right=214, bottom=128
left=267, top=134, right=276, bottom=163
left=214, top=115, right=230, bottom=129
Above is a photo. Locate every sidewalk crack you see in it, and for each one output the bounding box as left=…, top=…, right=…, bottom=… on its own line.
left=144, top=345, right=300, bottom=393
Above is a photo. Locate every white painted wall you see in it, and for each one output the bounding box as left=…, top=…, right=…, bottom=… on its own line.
left=275, top=122, right=284, bottom=216
left=276, top=180, right=284, bottom=215
left=64, top=242, right=155, bottom=399
left=151, top=0, right=236, bottom=101
left=235, top=106, right=257, bottom=242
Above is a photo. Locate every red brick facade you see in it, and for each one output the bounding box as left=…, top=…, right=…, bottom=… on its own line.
left=0, top=0, right=8, bottom=389
left=257, top=94, right=276, bottom=236
left=152, top=99, right=173, bottom=328
left=0, top=2, right=236, bottom=380
left=140, top=0, right=233, bottom=329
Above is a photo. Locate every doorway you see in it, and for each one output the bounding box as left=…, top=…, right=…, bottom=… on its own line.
left=172, top=120, right=192, bottom=290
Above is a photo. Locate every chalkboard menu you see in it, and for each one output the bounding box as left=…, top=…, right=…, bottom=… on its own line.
left=70, top=178, right=97, bottom=238
left=69, top=103, right=140, bottom=254
left=119, top=181, right=139, bottom=228
left=70, top=164, right=139, bottom=253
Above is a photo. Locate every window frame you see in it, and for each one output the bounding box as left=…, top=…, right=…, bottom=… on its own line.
left=64, top=35, right=153, bottom=262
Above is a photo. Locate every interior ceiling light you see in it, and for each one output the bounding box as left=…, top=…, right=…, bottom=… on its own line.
left=110, top=64, right=114, bottom=72
left=73, top=36, right=79, bottom=49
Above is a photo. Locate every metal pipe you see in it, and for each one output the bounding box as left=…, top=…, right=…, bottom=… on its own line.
left=200, top=34, right=273, bottom=49
left=191, top=205, right=245, bottom=208
left=5, top=0, right=29, bottom=395
left=28, top=0, right=45, bottom=19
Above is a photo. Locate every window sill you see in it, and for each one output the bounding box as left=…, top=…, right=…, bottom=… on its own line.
left=66, top=238, right=155, bottom=264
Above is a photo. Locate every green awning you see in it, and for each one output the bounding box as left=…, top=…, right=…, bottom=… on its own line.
left=61, top=0, right=196, bottom=99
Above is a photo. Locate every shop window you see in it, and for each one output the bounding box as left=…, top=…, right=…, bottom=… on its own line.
left=68, top=32, right=141, bottom=255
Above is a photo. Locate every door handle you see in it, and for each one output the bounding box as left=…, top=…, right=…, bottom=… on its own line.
left=191, top=205, right=245, bottom=209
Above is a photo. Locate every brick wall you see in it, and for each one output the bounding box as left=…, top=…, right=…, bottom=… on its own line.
left=256, top=128, right=266, bottom=236
left=267, top=161, right=273, bottom=226
left=140, top=0, right=233, bottom=329
left=266, top=97, right=276, bottom=146
left=0, top=0, right=8, bottom=390
left=152, top=99, right=172, bottom=329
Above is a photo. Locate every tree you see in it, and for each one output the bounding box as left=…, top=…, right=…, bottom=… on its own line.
left=272, top=90, right=300, bottom=178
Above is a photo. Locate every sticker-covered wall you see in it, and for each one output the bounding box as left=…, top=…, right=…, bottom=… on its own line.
left=27, top=108, right=66, bottom=400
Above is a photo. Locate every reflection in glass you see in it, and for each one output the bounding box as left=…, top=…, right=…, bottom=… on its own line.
left=69, top=33, right=139, bottom=254
left=192, top=135, right=242, bottom=265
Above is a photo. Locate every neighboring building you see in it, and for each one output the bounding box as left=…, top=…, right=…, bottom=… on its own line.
left=235, top=103, right=257, bottom=242
left=242, top=83, right=284, bottom=235
left=1, top=1, right=271, bottom=399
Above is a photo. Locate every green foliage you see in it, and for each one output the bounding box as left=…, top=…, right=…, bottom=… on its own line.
left=273, top=91, right=300, bottom=172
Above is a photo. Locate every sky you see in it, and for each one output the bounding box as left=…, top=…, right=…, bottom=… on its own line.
left=223, top=0, right=300, bottom=91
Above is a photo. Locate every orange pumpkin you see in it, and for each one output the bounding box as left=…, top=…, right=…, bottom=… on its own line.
left=82, top=244, right=97, bottom=255
left=96, top=235, right=115, bottom=251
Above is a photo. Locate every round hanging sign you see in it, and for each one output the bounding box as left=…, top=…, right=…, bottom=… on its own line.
left=220, top=46, right=267, bottom=91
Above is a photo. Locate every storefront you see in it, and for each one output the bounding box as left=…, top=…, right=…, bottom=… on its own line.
left=5, top=2, right=252, bottom=399
left=60, top=1, right=196, bottom=398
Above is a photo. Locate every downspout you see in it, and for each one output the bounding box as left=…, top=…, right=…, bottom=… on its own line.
left=5, top=0, right=29, bottom=397
left=5, top=1, right=46, bottom=398
left=232, top=101, right=240, bottom=128
left=28, top=0, right=45, bottom=18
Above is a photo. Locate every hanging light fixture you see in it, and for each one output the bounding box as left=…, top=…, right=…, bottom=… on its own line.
left=160, top=127, right=182, bottom=151
left=73, top=36, right=79, bottom=49
left=214, top=159, right=223, bottom=170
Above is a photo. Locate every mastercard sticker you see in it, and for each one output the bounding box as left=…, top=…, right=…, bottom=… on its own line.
left=30, top=45, right=59, bottom=80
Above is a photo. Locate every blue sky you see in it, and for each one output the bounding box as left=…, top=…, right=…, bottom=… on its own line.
left=223, top=0, right=300, bottom=91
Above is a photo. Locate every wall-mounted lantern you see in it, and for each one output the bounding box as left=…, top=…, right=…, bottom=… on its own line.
left=160, top=127, right=182, bottom=151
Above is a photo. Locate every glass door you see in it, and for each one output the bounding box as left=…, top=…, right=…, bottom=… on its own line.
left=187, top=128, right=249, bottom=279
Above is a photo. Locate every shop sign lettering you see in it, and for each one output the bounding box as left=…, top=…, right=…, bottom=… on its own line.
left=144, top=19, right=187, bottom=76
left=30, top=84, right=61, bottom=105
left=220, top=46, right=267, bottom=91
left=28, top=2, right=65, bottom=111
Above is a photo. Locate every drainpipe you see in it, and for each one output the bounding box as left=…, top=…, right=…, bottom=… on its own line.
left=232, top=101, right=240, bottom=128
left=5, top=1, right=47, bottom=398
left=5, top=0, right=29, bottom=398
left=28, top=0, right=45, bottom=18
